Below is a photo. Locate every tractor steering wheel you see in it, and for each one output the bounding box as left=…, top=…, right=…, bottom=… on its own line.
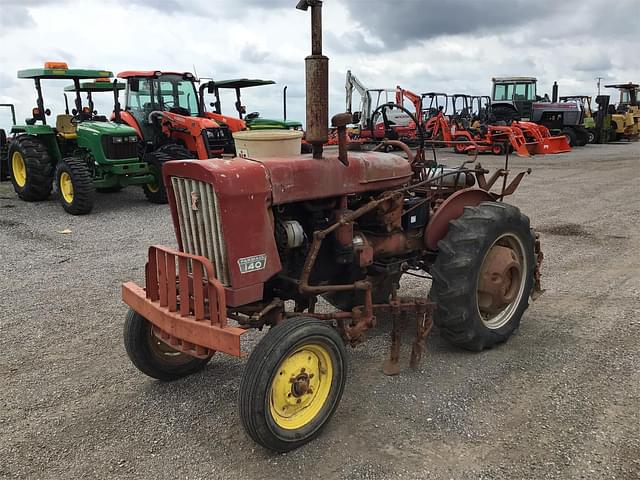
left=369, top=102, right=425, bottom=152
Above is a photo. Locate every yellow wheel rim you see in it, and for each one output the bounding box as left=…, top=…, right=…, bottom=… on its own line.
left=12, top=151, right=27, bottom=187
left=59, top=172, right=74, bottom=203
left=269, top=343, right=333, bottom=430
left=147, top=182, right=160, bottom=193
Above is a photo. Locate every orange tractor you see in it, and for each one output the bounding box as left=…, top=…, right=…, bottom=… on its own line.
left=117, top=70, right=233, bottom=202
left=397, top=87, right=570, bottom=156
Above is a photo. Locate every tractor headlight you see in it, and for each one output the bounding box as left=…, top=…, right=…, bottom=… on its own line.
left=128, top=135, right=138, bottom=142
left=112, top=136, right=124, bottom=143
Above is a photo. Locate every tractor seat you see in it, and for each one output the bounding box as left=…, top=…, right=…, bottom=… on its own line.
left=56, top=114, right=77, bottom=140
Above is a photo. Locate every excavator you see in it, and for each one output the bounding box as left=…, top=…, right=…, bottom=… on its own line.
left=340, top=70, right=416, bottom=146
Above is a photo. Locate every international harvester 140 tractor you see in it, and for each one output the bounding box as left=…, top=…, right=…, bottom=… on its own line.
left=122, top=0, right=544, bottom=453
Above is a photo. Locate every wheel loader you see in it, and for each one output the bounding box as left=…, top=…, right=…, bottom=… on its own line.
left=122, top=0, right=544, bottom=453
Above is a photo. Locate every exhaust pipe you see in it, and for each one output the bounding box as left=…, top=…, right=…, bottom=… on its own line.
left=297, top=0, right=328, bottom=158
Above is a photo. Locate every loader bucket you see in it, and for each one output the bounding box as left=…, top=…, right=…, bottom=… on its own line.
left=512, top=121, right=571, bottom=155
left=528, top=135, right=571, bottom=154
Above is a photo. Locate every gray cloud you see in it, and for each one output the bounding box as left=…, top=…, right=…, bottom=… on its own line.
left=339, top=0, right=566, bottom=50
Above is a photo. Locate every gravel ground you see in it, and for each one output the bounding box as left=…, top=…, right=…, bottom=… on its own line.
left=1, top=142, right=639, bottom=480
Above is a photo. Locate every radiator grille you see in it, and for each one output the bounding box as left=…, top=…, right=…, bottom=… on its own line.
left=171, top=177, right=230, bottom=285
left=101, top=137, right=138, bottom=160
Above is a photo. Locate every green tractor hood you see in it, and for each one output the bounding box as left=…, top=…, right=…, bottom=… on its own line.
left=247, top=117, right=302, bottom=130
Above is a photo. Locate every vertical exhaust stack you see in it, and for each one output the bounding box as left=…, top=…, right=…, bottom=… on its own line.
left=297, top=0, right=328, bottom=158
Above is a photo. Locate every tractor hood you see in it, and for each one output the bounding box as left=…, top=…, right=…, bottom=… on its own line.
left=77, top=121, right=138, bottom=137
left=161, top=151, right=413, bottom=304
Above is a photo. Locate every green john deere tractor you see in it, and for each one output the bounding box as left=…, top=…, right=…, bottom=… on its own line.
left=7, top=62, right=158, bottom=215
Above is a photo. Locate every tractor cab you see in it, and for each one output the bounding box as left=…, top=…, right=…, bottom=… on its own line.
left=606, top=83, right=639, bottom=112
left=421, top=92, right=448, bottom=120
left=491, top=76, right=538, bottom=121
left=199, top=78, right=303, bottom=132
left=117, top=71, right=231, bottom=158
left=63, top=78, right=125, bottom=122
left=604, top=83, right=640, bottom=140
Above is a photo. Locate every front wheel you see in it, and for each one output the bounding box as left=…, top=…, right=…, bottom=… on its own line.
left=429, top=202, right=535, bottom=351
left=453, top=135, right=469, bottom=154
left=55, top=157, right=95, bottom=215
left=239, top=318, right=347, bottom=452
left=143, top=144, right=193, bottom=204
left=123, top=309, right=212, bottom=381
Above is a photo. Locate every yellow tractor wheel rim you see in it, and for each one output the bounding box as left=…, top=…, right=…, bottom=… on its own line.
left=269, top=343, right=333, bottom=430
left=12, top=151, right=27, bottom=187
left=147, top=182, right=160, bottom=193
left=59, top=172, right=74, bottom=203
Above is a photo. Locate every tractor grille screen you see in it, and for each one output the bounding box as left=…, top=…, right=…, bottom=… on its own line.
left=170, top=177, right=230, bottom=285
left=202, top=127, right=230, bottom=156
left=101, top=137, right=138, bottom=160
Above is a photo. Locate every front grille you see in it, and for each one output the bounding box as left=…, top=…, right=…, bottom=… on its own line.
left=203, top=127, right=231, bottom=156
left=171, top=177, right=230, bottom=285
left=101, top=137, right=138, bottom=160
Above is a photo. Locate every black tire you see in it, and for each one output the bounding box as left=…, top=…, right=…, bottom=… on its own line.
left=54, top=157, right=95, bottom=215
left=586, top=130, right=596, bottom=144
left=239, top=317, right=347, bottom=452
left=143, top=143, right=193, bottom=204
left=429, top=202, right=535, bottom=351
left=8, top=135, right=53, bottom=201
left=574, top=126, right=589, bottom=146
left=123, top=309, right=212, bottom=381
left=562, top=128, right=577, bottom=147
left=491, top=143, right=504, bottom=155
left=453, top=135, right=469, bottom=154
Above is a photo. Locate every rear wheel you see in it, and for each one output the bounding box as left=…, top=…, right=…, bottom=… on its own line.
left=429, top=202, right=535, bottom=351
left=123, top=309, right=212, bottom=381
left=143, top=143, right=193, bottom=204
left=8, top=136, right=53, bottom=201
left=562, top=128, right=577, bottom=147
left=491, top=143, right=504, bottom=155
left=54, top=157, right=95, bottom=215
left=239, top=318, right=347, bottom=452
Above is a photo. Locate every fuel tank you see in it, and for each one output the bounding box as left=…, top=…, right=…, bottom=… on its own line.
left=255, top=150, right=413, bottom=204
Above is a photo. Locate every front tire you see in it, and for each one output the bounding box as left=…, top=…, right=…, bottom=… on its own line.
left=429, top=202, right=535, bottom=351
left=54, top=157, right=95, bottom=215
left=8, top=136, right=53, bottom=201
left=123, top=309, right=212, bottom=381
left=143, top=144, right=193, bottom=204
left=239, top=318, right=347, bottom=452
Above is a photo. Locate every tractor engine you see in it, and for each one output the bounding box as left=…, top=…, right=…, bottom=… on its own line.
left=161, top=145, right=444, bottom=308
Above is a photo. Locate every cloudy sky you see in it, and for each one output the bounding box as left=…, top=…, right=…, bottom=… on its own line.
left=0, top=0, right=638, bottom=130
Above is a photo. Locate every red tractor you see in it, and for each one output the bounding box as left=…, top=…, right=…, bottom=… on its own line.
left=122, top=0, right=544, bottom=452
left=117, top=71, right=233, bottom=202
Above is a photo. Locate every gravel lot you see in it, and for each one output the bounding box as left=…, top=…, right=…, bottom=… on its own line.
left=1, top=142, right=639, bottom=479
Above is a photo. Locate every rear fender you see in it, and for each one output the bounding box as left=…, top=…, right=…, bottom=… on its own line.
left=424, top=188, right=495, bottom=250
left=11, top=127, right=62, bottom=163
